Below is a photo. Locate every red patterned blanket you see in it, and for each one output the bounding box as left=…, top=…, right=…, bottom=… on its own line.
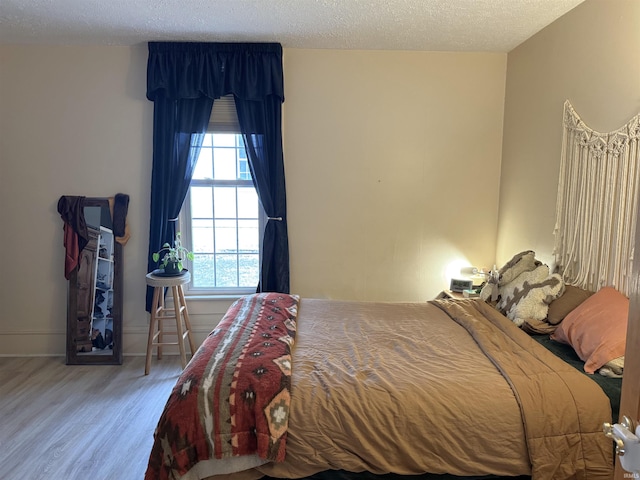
left=145, top=293, right=300, bottom=480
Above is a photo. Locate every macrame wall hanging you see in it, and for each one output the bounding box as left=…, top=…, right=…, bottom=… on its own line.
left=553, top=100, right=640, bottom=296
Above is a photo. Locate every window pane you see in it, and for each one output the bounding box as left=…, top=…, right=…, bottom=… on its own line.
left=215, top=219, right=237, bottom=253
left=216, top=254, right=238, bottom=286
left=213, top=187, right=236, bottom=218
left=237, top=136, right=247, bottom=159
left=191, top=187, right=213, bottom=218
left=237, top=187, right=258, bottom=218
left=213, top=147, right=237, bottom=180
left=238, top=220, right=259, bottom=252
left=192, top=219, right=214, bottom=253
left=239, top=254, right=259, bottom=286
left=212, top=133, right=236, bottom=147
left=192, top=254, right=215, bottom=288
left=202, top=135, right=213, bottom=147
left=238, top=159, right=251, bottom=181
left=193, top=147, right=213, bottom=179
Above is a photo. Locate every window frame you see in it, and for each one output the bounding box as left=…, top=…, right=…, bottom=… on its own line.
left=180, top=131, right=265, bottom=297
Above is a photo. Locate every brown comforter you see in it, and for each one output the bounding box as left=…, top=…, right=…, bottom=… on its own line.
left=192, top=297, right=613, bottom=480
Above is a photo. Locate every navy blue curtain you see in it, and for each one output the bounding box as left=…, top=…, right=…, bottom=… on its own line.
left=145, top=42, right=289, bottom=311
left=236, top=96, right=289, bottom=294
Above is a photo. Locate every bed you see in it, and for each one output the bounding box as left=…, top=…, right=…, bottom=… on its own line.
left=144, top=288, right=619, bottom=480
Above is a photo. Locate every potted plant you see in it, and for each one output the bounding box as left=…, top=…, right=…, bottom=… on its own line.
left=152, top=232, right=194, bottom=274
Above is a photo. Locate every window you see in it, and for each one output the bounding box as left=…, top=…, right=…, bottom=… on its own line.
left=181, top=132, right=263, bottom=294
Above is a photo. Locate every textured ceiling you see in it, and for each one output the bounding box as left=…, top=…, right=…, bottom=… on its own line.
left=0, top=0, right=585, bottom=52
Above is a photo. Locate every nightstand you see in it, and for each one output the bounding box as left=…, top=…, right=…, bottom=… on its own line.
left=436, top=290, right=466, bottom=300
left=436, top=289, right=480, bottom=300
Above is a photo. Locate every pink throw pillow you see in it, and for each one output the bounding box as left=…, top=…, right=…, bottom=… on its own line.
left=550, top=286, right=628, bottom=374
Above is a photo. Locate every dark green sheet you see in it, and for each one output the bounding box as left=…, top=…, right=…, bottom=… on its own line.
left=531, top=334, right=622, bottom=422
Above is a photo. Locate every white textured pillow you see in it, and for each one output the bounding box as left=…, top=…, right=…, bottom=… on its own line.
left=498, top=265, right=549, bottom=308
left=481, top=250, right=541, bottom=302
left=498, top=250, right=540, bottom=285
left=498, top=266, right=565, bottom=327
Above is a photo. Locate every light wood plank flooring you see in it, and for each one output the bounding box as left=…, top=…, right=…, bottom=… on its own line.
left=0, top=355, right=183, bottom=480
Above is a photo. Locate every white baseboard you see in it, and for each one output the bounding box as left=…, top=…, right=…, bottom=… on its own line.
left=0, top=318, right=220, bottom=356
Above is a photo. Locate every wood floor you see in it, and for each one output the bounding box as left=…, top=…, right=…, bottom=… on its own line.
left=0, top=355, right=184, bottom=480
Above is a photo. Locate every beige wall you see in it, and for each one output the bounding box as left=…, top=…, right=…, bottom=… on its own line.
left=0, top=45, right=156, bottom=355
left=496, top=0, right=640, bottom=268
left=0, top=45, right=505, bottom=355
left=0, top=44, right=241, bottom=356
left=284, top=49, right=506, bottom=301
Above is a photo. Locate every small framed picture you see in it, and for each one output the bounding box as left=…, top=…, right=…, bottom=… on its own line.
left=450, top=278, right=473, bottom=292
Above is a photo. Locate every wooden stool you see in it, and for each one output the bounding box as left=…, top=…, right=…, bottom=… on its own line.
left=145, top=271, right=196, bottom=375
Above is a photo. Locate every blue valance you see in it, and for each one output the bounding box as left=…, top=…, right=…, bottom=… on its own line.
left=146, top=42, right=284, bottom=102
